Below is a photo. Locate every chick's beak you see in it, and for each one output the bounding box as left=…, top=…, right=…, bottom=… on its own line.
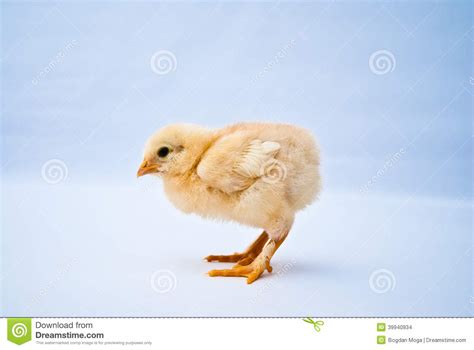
left=137, top=160, right=159, bottom=177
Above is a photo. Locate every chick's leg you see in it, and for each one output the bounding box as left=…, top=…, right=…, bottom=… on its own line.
left=208, top=230, right=289, bottom=284
left=204, top=231, right=269, bottom=263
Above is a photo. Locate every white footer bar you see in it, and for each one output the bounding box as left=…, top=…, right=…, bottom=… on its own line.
left=1, top=318, right=472, bottom=349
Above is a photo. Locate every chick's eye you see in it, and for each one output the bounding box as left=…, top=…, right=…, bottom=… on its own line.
left=157, top=147, right=170, bottom=158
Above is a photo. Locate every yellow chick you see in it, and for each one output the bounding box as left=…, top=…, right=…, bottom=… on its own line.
left=137, top=122, right=321, bottom=284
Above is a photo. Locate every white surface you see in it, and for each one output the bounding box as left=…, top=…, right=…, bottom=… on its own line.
left=1, top=182, right=472, bottom=317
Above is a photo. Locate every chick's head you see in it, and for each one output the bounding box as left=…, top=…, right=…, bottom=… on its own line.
left=137, top=123, right=211, bottom=178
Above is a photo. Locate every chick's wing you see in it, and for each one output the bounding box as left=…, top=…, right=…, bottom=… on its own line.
left=197, top=132, right=280, bottom=193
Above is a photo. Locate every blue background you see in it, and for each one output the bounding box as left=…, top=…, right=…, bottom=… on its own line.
left=1, top=0, right=472, bottom=316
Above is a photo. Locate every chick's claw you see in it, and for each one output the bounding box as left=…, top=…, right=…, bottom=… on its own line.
left=208, top=262, right=265, bottom=284
left=208, top=265, right=252, bottom=278
left=205, top=231, right=270, bottom=265
left=204, top=253, right=244, bottom=263
left=208, top=241, right=275, bottom=284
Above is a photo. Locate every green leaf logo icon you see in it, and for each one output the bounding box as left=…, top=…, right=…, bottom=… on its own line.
left=7, top=318, right=32, bottom=345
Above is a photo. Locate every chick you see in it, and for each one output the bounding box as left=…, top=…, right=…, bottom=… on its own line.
left=137, top=122, right=321, bottom=284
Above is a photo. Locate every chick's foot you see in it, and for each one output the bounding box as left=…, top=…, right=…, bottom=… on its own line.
left=208, top=241, right=275, bottom=284
left=204, top=253, right=257, bottom=266
left=204, top=253, right=245, bottom=263
left=204, top=231, right=269, bottom=264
